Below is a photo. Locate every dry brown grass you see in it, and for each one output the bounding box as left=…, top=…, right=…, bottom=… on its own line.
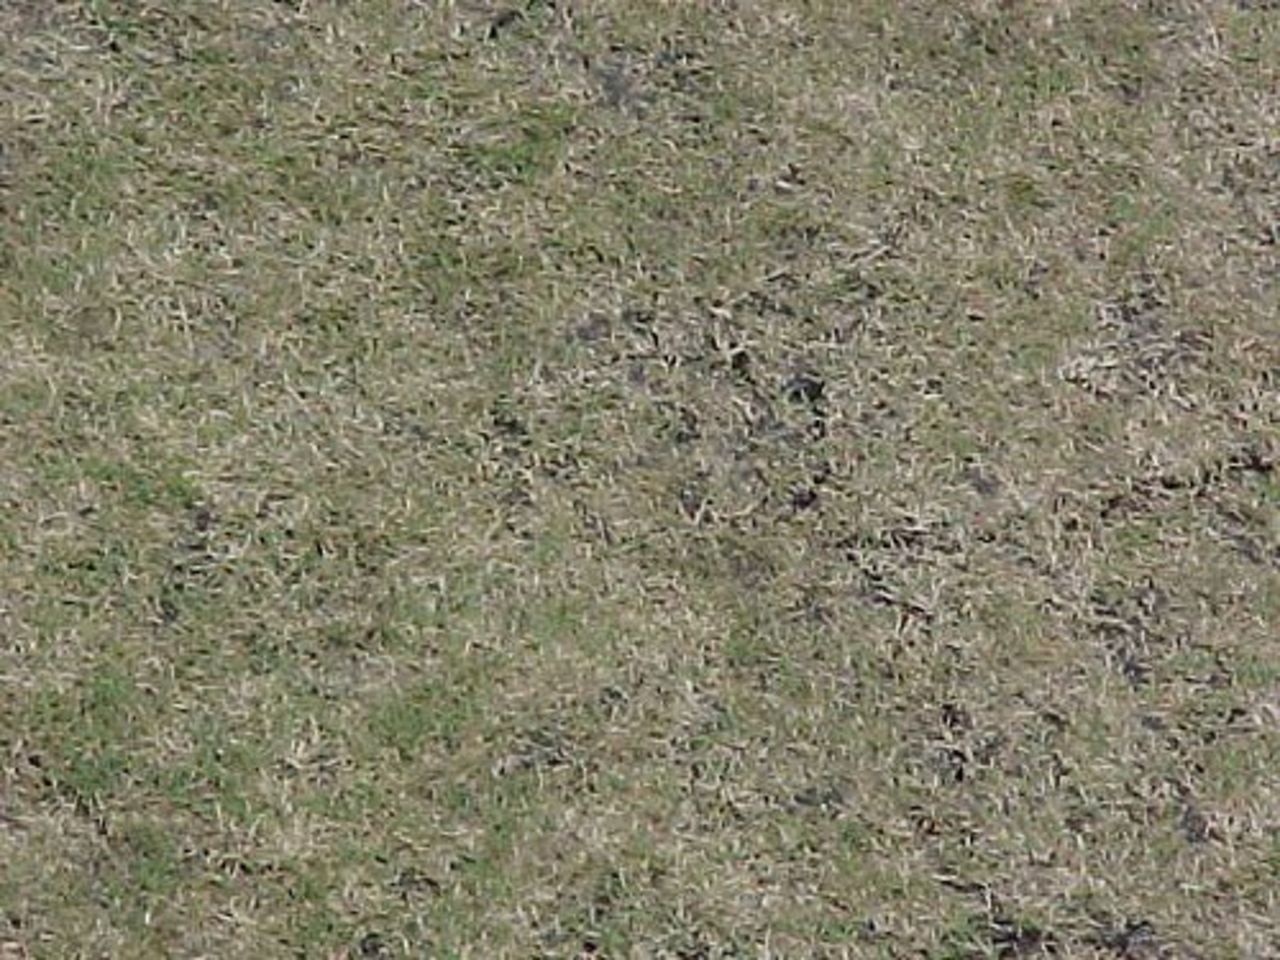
left=1, top=1, right=1277, bottom=957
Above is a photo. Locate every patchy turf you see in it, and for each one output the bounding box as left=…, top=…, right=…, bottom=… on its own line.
left=1, top=1, right=1277, bottom=957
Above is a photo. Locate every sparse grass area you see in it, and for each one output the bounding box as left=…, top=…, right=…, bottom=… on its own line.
left=1, top=1, right=1278, bottom=957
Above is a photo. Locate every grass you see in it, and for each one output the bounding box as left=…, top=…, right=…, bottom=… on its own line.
left=1, top=1, right=1277, bottom=957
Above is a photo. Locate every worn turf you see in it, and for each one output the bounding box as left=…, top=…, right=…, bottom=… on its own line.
left=1, top=1, right=1277, bottom=957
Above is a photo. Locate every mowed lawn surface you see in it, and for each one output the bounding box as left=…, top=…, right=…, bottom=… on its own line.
left=1, top=2, right=1278, bottom=957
